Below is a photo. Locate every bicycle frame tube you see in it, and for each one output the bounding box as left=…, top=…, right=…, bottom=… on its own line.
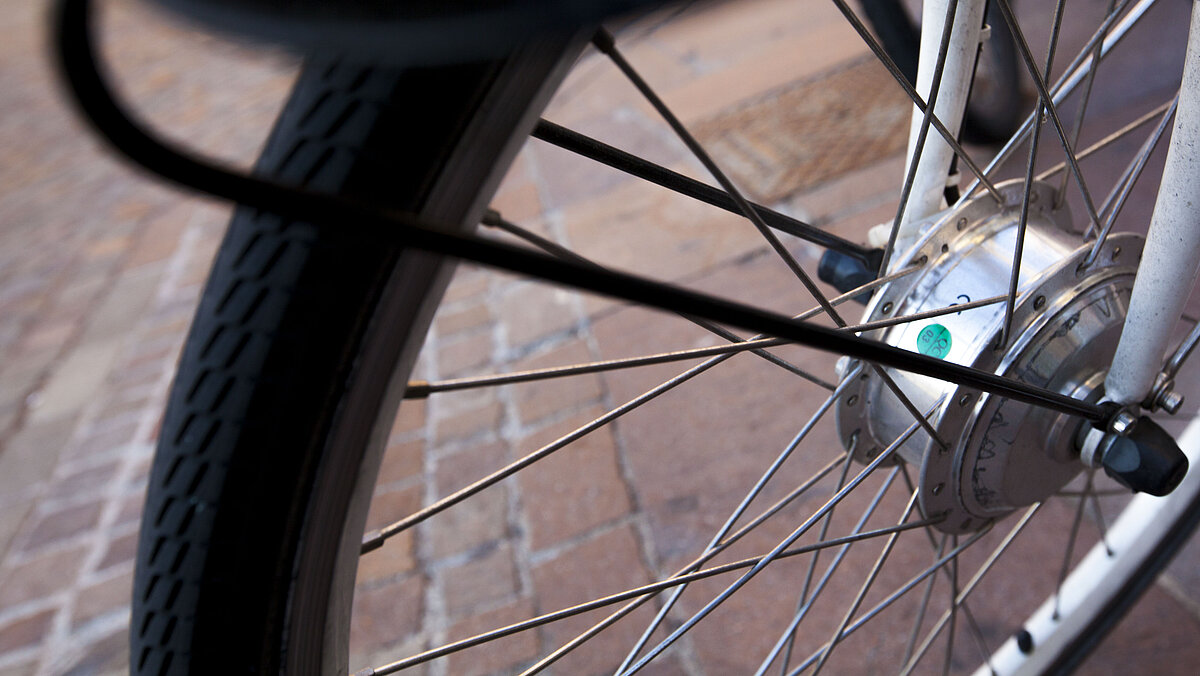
left=1105, top=1, right=1200, bottom=406
left=902, top=0, right=987, bottom=231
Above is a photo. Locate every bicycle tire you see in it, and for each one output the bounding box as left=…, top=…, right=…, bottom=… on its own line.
left=131, top=40, right=580, bottom=675
left=131, top=3, right=1200, bottom=675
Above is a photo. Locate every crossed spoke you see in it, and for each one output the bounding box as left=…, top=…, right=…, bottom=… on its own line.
left=356, top=1, right=1177, bottom=672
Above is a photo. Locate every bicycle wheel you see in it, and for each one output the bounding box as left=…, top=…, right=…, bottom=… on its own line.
left=130, top=0, right=1200, bottom=674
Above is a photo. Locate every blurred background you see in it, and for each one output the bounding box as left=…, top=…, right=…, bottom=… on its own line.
left=1, top=0, right=1198, bottom=674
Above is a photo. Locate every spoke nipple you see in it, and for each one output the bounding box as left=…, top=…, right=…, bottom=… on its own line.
left=361, top=530, right=385, bottom=554
left=591, top=28, right=616, bottom=54
left=1015, top=628, right=1034, bottom=654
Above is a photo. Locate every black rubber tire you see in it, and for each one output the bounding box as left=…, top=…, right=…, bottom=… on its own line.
left=131, top=40, right=579, bottom=676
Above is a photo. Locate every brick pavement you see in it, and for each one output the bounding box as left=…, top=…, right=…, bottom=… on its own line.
left=2, top=0, right=1199, bottom=674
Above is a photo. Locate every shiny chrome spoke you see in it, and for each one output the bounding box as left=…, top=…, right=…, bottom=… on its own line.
left=481, top=210, right=837, bottom=389
left=784, top=528, right=992, bottom=676
left=941, top=535, right=960, bottom=676
left=811, top=490, right=921, bottom=674
left=363, top=517, right=944, bottom=676
left=532, top=449, right=858, bottom=675
left=1054, top=470, right=1097, bottom=619
left=1089, top=483, right=1115, bottom=557
left=1057, top=0, right=1119, bottom=209
left=1001, top=0, right=1067, bottom=348
left=900, top=504, right=1043, bottom=674
left=1082, top=93, right=1179, bottom=267
left=962, top=0, right=1153, bottom=202
left=994, top=0, right=1111, bottom=234
left=364, top=341, right=747, bottom=552
left=592, top=29, right=841, bottom=321
left=1162, top=311, right=1200, bottom=382
left=1036, top=98, right=1176, bottom=182
left=756, top=469, right=903, bottom=676
left=905, top=535, right=948, bottom=666
left=624, top=399, right=943, bottom=675
left=776, top=454, right=858, bottom=676
left=615, top=374, right=859, bottom=673
left=897, top=466, right=996, bottom=673
left=404, top=254, right=924, bottom=399
left=851, top=295, right=1006, bottom=334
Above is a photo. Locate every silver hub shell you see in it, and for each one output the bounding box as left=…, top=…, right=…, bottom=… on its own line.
left=836, top=181, right=1142, bottom=533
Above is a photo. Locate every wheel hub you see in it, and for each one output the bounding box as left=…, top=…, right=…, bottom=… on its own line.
left=836, top=181, right=1143, bottom=533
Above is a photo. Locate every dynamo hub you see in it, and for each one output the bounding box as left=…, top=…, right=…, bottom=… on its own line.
left=836, top=180, right=1142, bottom=534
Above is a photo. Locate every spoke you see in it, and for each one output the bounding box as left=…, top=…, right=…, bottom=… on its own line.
left=776, top=452, right=858, bottom=676
left=405, top=339, right=802, bottom=397
left=591, top=29, right=844, bottom=322
left=362, top=517, right=944, bottom=676
left=480, top=210, right=836, bottom=389
left=1001, top=0, right=1067, bottom=349
left=905, top=534, right=947, bottom=666
left=959, top=604, right=997, bottom=676
left=1088, top=482, right=1115, bottom=556
left=527, top=453, right=853, bottom=675
left=994, top=0, right=1105, bottom=233
left=811, top=490, right=921, bottom=674
left=1056, top=487, right=1129, bottom=498
left=784, top=528, right=992, bottom=676
left=1081, top=94, right=1178, bottom=268
left=491, top=157, right=949, bottom=452
left=1036, top=99, right=1176, bottom=182
left=941, top=535, right=960, bottom=676
left=1057, top=0, right=1119, bottom=209
left=590, top=26, right=963, bottom=453
left=851, top=295, right=1006, bottom=334
left=624, top=399, right=944, bottom=675
left=530, top=120, right=879, bottom=264
left=900, top=503, right=1043, bottom=674
left=363, top=341, right=750, bottom=552
left=878, top=0, right=961, bottom=274
left=961, top=0, right=1154, bottom=203
left=896, top=466, right=996, bottom=673
left=405, top=234, right=925, bottom=400
left=1054, top=470, right=1095, bottom=619
left=614, top=374, right=860, bottom=673
left=403, top=278, right=979, bottom=398
left=757, top=465, right=897, bottom=676
left=830, top=0, right=1003, bottom=204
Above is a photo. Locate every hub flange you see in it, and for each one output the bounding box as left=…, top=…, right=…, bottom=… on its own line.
left=836, top=181, right=1142, bottom=533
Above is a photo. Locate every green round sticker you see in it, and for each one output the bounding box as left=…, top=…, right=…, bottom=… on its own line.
left=916, top=324, right=952, bottom=359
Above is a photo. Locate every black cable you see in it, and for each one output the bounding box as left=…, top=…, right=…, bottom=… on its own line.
left=531, top=120, right=882, bottom=267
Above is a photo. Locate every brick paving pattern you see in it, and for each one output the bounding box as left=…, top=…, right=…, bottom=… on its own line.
left=2, top=0, right=1200, bottom=674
